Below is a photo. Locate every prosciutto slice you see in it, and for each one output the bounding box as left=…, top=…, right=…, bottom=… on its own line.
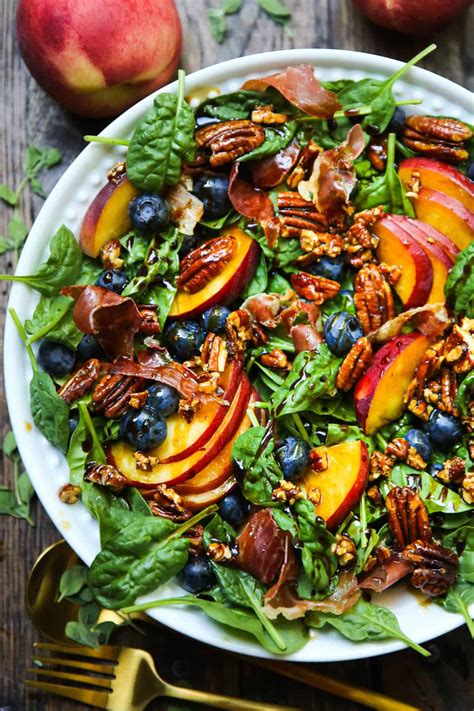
left=241, top=293, right=282, bottom=328
left=242, top=65, right=341, bottom=119
left=358, top=557, right=413, bottom=593
left=236, top=509, right=292, bottom=585
left=250, top=141, right=301, bottom=189
left=228, top=163, right=275, bottom=222
left=368, top=303, right=451, bottom=344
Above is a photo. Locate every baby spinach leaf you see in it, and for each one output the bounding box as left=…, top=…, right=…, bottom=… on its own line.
left=0, top=184, right=17, bottom=206
left=443, top=526, right=474, bottom=583
left=258, top=0, right=291, bottom=24
left=444, top=242, right=474, bottom=317
left=307, top=597, right=429, bottom=656
left=239, top=121, right=297, bottom=162
left=208, top=0, right=242, bottom=43
left=25, top=294, right=82, bottom=348
left=272, top=345, right=342, bottom=417
left=242, top=254, right=268, bottom=298
left=0, top=470, right=35, bottom=525
left=199, top=90, right=291, bottom=122
left=30, top=370, right=70, bottom=453
left=384, top=465, right=472, bottom=515
left=59, top=565, right=89, bottom=601
left=232, top=425, right=282, bottom=504
left=65, top=620, right=100, bottom=648
left=457, top=371, right=474, bottom=417
left=293, top=499, right=338, bottom=596
left=127, top=71, right=196, bottom=193
left=326, top=424, right=375, bottom=454
left=203, top=513, right=236, bottom=548
left=211, top=563, right=265, bottom=608
left=0, top=225, right=82, bottom=295
left=438, top=582, right=474, bottom=638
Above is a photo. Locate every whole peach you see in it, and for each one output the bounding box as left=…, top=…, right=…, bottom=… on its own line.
left=16, top=0, right=182, bottom=117
left=353, top=0, right=473, bottom=34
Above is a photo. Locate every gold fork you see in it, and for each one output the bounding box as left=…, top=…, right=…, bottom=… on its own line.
left=26, top=642, right=302, bottom=711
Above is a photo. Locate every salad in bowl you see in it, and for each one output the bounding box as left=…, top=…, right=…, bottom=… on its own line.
left=4, top=46, right=473, bottom=657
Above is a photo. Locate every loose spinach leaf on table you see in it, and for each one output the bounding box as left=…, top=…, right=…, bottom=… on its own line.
left=271, top=345, right=342, bottom=417
left=239, top=121, right=297, bottom=162
left=232, top=425, right=282, bottom=505
left=127, top=71, right=196, bottom=193
left=444, top=242, right=474, bottom=317
left=0, top=225, right=82, bottom=295
left=307, top=597, right=429, bottom=656
left=258, top=0, right=292, bottom=25
left=0, top=144, right=62, bottom=208
left=208, top=0, right=242, bottom=43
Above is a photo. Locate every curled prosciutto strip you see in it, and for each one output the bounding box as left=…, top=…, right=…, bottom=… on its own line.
left=299, top=124, right=365, bottom=217
left=358, top=556, right=413, bottom=593
left=249, top=141, right=301, bottom=189
left=368, top=303, right=450, bottom=345
left=242, top=65, right=341, bottom=119
left=228, top=163, right=275, bottom=222
left=67, top=285, right=143, bottom=361
left=241, top=293, right=282, bottom=328
left=105, top=355, right=206, bottom=401
left=236, top=508, right=292, bottom=585
left=290, top=323, right=323, bottom=353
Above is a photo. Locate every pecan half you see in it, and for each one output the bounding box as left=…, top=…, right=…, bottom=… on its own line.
left=58, top=483, right=81, bottom=504
left=260, top=348, right=289, bottom=370
left=436, top=456, right=465, bottom=485
left=402, top=540, right=458, bottom=597
left=84, top=462, right=128, bottom=493
left=291, top=272, right=340, bottom=304
left=138, top=307, right=161, bottom=335
left=195, top=120, right=265, bottom=167
left=92, top=373, right=146, bottom=418
left=336, top=337, right=372, bottom=391
left=251, top=104, right=288, bottom=125
left=370, top=451, right=394, bottom=481
left=461, top=469, right=474, bottom=504
left=354, top=263, right=395, bottom=334
left=201, top=332, right=228, bottom=373
left=226, top=308, right=267, bottom=354
left=107, top=161, right=126, bottom=184
left=286, top=140, right=322, bottom=189
left=367, top=137, right=387, bottom=172
left=100, top=239, right=124, bottom=270
left=343, top=206, right=384, bottom=268
left=386, top=437, right=409, bottom=460
left=277, top=192, right=329, bottom=239
left=386, top=487, right=432, bottom=549
left=59, top=359, right=101, bottom=405
left=332, top=534, right=357, bottom=567
left=298, top=230, right=343, bottom=262
left=208, top=541, right=233, bottom=562
left=444, top=319, right=474, bottom=374
left=272, top=479, right=302, bottom=505
left=401, top=116, right=472, bottom=163
left=177, top=235, right=236, bottom=294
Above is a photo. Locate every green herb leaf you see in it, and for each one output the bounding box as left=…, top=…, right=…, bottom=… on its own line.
left=457, top=371, right=474, bottom=417
left=444, top=242, right=474, bottom=317
left=258, top=0, right=291, bottom=24
left=59, top=565, right=89, bottom=600
left=293, top=499, right=338, bottom=596
left=2, top=431, right=18, bottom=459
left=8, top=214, right=29, bottom=249
left=25, top=294, right=81, bottom=348
left=232, top=425, right=282, bottom=504
left=239, top=121, right=297, bottom=162
left=223, top=0, right=242, bottom=12
left=208, top=8, right=227, bottom=43
left=0, top=184, right=18, bottom=206
left=30, top=370, right=70, bottom=453
left=65, top=620, right=100, bottom=648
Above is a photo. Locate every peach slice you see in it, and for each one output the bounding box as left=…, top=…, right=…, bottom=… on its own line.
left=80, top=175, right=140, bottom=258
left=181, top=475, right=238, bottom=512
left=374, top=215, right=433, bottom=308
left=299, top=441, right=369, bottom=530
left=408, top=219, right=459, bottom=262
left=169, top=227, right=259, bottom=319
left=399, top=157, right=474, bottom=213
left=413, top=188, right=474, bottom=251
left=354, top=332, right=430, bottom=435
left=387, top=215, right=452, bottom=304
left=108, top=374, right=251, bottom=487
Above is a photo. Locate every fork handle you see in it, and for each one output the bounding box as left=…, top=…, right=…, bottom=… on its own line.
left=161, top=682, right=300, bottom=711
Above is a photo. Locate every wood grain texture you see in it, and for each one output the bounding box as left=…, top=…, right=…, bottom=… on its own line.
left=1, top=1, right=473, bottom=709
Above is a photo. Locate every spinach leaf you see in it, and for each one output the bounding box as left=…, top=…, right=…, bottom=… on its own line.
left=294, top=499, right=338, bottom=596
left=25, top=294, right=82, bottom=348
left=384, top=464, right=472, bottom=515
left=438, top=526, right=474, bottom=637
left=444, top=242, right=474, bottom=317
left=239, top=121, right=297, bottom=162
left=242, top=254, right=268, bottom=299
left=208, top=0, right=242, bottom=43
left=457, top=371, right=474, bottom=417
left=272, top=345, right=342, bottom=417
left=199, top=90, right=291, bottom=122
left=0, top=471, right=35, bottom=525
left=127, top=71, right=196, bottom=193
left=59, top=565, right=89, bottom=600
left=67, top=416, right=88, bottom=487
left=30, top=370, right=70, bottom=453
left=0, top=225, right=82, bottom=295
left=307, top=597, right=429, bottom=656
left=326, top=424, right=375, bottom=454
left=438, top=582, right=474, bottom=638
left=258, top=0, right=291, bottom=24
left=232, top=425, right=282, bottom=504
left=268, top=271, right=292, bottom=294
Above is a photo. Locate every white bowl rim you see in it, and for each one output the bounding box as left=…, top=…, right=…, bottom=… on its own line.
left=4, top=48, right=473, bottom=662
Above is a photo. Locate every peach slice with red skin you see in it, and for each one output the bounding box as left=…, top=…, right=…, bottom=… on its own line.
left=412, top=188, right=474, bottom=251
left=354, top=332, right=430, bottom=435
left=169, top=227, right=260, bottom=319
left=386, top=215, right=453, bottom=304
left=399, top=157, right=474, bottom=213
left=374, top=216, right=433, bottom=308
left=108, top=373, right=251, bottom=487
left=181, top=475, right=237, bottom=512
left=299, top=441, right=369, bottom=530
left=80, top=175, right=140, bottom=257
left=408, top=219, right=459, bottom=262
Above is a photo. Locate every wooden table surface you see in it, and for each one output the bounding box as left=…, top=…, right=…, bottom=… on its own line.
left=1, top=1, right=473, bottom=709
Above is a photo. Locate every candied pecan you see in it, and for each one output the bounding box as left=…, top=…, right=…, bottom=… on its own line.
left=307, top=486, right=322, bottom=506
left=134, top=451, right=160, bottom=471
left=93, top=373, right=146, bottom=418
left=406, top=447, right=428, bottom=471
left=343, top=206, right=384, bottom=267
left=272, top=479, right=302, bottom=505
left=309, top=448, right=328, bottom=472
left=177, top=235, right=236, bottom=294
left=58, top=483, right=81, bottom=504
left=58, top=359, right=101, bottom=405
left=405, top=116, right=473, bottom=144
left=444, top=319, right=474, bottom=374
left=402, top=540, right=458, bottom=597
left=129, top=391, right=148, bottom=409
left=146, top=483, right=191, bottom=522
left=401, top=116, right=472, bottom=163
left=436, top=456, right=465, bottom=485
left=84, top=462, right=128, bottom=493
left=461, top=469, right=474, bottom=504
left=386, top=487, right=432, bottom=550
left=367, top=137, right=387, bottom=172
left=263, top=215, right=282, bottom=249
left=370, top=451, right=394, bottom=481
left=298, top=230, right=343, bottom=261
left=386, top=438, right=409, bottom=460
left=201, top=333, right=228, bottom=373
left=277, top=192, right=329, bottom=239
left=178, top=396, right=202, bottom=423
left=260, top=348, right=289, bottom=370
left=332, top=534, right=357, bottom=567
left=291, top=272, right=340, bottom=304
left=208, top=541, right=233, bottom=562
left=226, top=308, right=266, bottom=354
left=107, top=161, right=126, bottom=184
left=138, top=307, right=161, bottom=335
left=251, top=104, right=288, bottom=124
left=405, top=341, right=445, bottom=408
left=436, top=367, right=459, bottom=416
left=195, top=120, right=265, bottom=167
left=100, top=239, right=124, bottom=270
left=367, top=485, right=382, bottom=505
left=185, top=524, right=204, bottom=556
left=378, top=262, right=402, bottom=286
left=354, top=263, right=396, bottom=334
left=286, top=140, right=322, bottom=189
left=336, top=337, right=372, bottom=391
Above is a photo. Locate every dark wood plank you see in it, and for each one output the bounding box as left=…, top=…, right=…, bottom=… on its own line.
left=1, top=1, right=473, bottom=709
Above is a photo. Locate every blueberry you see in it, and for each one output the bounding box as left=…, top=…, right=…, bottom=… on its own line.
left=145, top=383, right=179, bottom=417
left=129, top=193, right=170, bottom=232
left=68, top=410, right=80, bottom=435
left=179, top=234, right=199, bottom=258
left=192, top=174, right=231, bottom=220
left=218, top=489, right=249, bottom=528
left=177, top=554, right=215, bottom=594
left=405, top=428, right=432, bottom=461
left=323, top=311, right=364, bottom=356
left=429, top=462, right=444, bottom=478
left=120, top=408, right=167, bottom=451
left=306, top=256, right=345, bottom=282
left=275, top=436, right=310, bottom=481
left=386, top=106, right=406, bottom=134
left=163, top=321, right=205, bottom=362
left=201, top=305, right=231, bottom=334
left=466, top=161, right=474, bottom=181
left=427, top=409, right=463, bottom=450
left=38, top=341, right=75, bottom=377
left=95, top=269, right=129, bottom=294
left=76, top=334, right=105, bottom=361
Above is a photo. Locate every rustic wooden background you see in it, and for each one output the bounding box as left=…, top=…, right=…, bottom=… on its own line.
left=1, top=0, right=473, bottom=709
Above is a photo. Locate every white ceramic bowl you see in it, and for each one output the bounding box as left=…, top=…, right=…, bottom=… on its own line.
left=5, top=49, right=473, bottom=661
